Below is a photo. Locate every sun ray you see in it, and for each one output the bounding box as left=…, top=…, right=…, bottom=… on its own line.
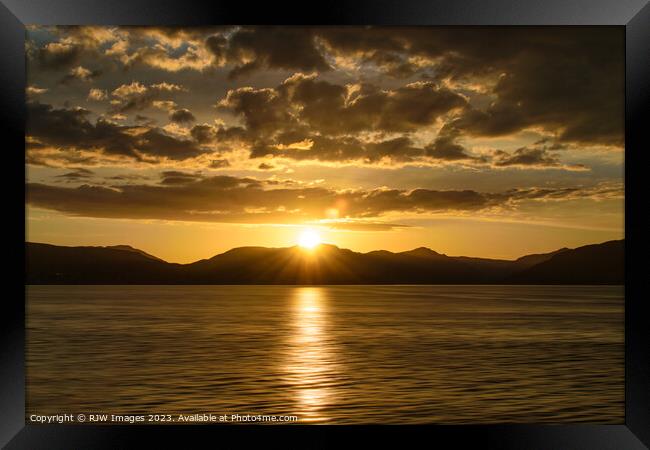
left=298, top=229, right=321, bottom=249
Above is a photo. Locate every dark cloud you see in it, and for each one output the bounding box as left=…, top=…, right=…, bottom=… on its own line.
left=26, top=25, right=622, bottom=177
left=363, top=137, right=424, bottom=163
left=494, top=147, right=557, bottom=167
left=533, top=139, right=568, bottom=151
left=205, top=34, right=228, bottom=63
left=209, top=159, right=230, bottom=169
left=215, top=73, right=596, bottom=168
left=219, top=27, right=622, bottom=146
left=159, top=170, right=202, bottom=185
left=26, top=102, right=94, bottom=147
left=113, top=27, right=231, bottom=72
left=216, top=74, right=473, bottom=164
left=425, top=135, right=483, bottom=161
left=169, top=108, right=196, bottom=124
left=106, top=174, right=151, bottom=181
left=258, top=163, right=274, bottom=170
left=248, top=132, right=584, bottom=169
left=55, top=168, right=94, bottom=181
left=30, top=26, right=623, bottom=144
left=219, top=24, right=621, bottom=151
left=27, top=101, right=204, bottom=162
left=416, top=28, right=625, bottom=147
left=249, top=135, right=425, bottom=164
left=217, top=85, right=295, bottom=135
left=27, top=26, right=119, bottom=77
left=26, top=175, right=621, bottom=225
left=190, top=124, right=217, bottom=143
left=218, top=27, right=330, bottom=79
left=134, top=114, right=157, bottom=126
left=493, top=147, right=587, bottom=171
left=33, top=41, right=84, bottom=71
left=188, top=124, right=249, bottom=149
left=219, top=74, right=466, bottom=136
left=292, top=76, right=466, bottom=133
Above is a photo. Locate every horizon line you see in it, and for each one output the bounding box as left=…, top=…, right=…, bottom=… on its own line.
left=25, top=238, right=625, bottom=266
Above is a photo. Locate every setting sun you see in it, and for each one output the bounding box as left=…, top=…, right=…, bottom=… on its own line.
left=298, top=230, right=321, bottom=249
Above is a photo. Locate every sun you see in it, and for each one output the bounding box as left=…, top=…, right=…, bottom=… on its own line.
left=298, top=230, right=321, bottom=249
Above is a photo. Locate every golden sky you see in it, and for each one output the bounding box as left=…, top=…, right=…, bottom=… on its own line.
left=25, top=26, right=624, bottom=263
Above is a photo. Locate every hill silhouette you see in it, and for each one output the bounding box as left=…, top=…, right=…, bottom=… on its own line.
left=506, top=240, right=623, bottom=284
left=25, top=240, right=623, bottom=285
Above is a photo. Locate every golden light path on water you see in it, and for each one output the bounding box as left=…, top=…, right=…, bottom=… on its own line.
left=26, top=286, right=624, bottom=424
left=285, top=287, right=337, bottom=423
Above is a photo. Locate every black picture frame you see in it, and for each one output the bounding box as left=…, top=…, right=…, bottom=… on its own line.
left=2, top=1, right=648, bottom=448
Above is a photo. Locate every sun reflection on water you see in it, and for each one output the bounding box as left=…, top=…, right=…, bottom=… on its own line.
left=285, top=287, right=336, bottom=423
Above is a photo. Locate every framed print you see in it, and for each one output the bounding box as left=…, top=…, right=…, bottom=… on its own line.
left=1, top=0, right=649, bottom=448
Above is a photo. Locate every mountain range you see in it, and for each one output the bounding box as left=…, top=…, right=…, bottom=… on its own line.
left=25, top=240, right=624, bottom=285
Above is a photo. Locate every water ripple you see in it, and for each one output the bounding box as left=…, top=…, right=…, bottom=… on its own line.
left=26, top=285, right=623, bottom=424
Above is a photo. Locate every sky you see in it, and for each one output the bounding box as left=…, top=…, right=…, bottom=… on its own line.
left=25, top=26, right=624, bottom=263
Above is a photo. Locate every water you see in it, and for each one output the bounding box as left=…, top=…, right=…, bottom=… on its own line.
left=26, top=285, right=624, bottom=424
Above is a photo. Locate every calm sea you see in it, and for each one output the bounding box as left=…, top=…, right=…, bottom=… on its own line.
left=26, top=285, right=624, bottom=424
